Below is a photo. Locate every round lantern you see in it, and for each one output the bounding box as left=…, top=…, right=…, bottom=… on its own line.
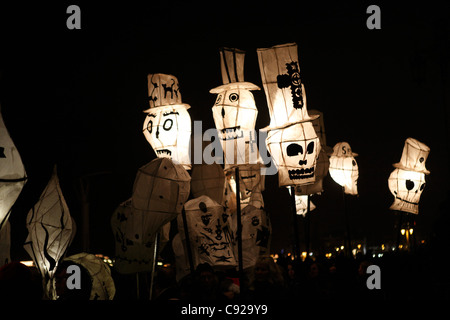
left=143, top=73, right=192, bottom=170
left=388, top=138, right=430, bottom=214
left=131, top=157, right=190, bottom=239
left=329, top=142, right=359, bottom=195
left=265, top=121, right=321, bottom=187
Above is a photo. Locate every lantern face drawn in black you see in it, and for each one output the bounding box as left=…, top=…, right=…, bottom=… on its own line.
left=266, top=121, right=321, bottom=187
left=329, top=142, right=359, bottom=195
left=388, top=138, right=430, bottom=215
left=143, top=73, right=192, bottom=170
left=388, top=168, right=426, bottom=214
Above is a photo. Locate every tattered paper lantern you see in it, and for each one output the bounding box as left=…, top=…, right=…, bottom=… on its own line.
left=23, top=167, right=75, bottom=299
left=265, top=121, right=321, bottom=187
left=388, top=138, right=430, bottom=214
left=0, top=108, right=27, bottom=232
left=143, top=73, right=192, bottom=169
left=179, top=195, right=237, bottom=269
left=294, top=194, right=316, bottom=216
left=190, top=163, right=225, bottom=204
left=210, top=48, right=261, bottom=169
left=329, top=142, right=359, bottom=195
left=131, top=158, right=190, bottom=240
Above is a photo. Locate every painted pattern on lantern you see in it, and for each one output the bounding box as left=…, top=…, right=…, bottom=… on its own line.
left=329, top=142, right=359, bottom=195
left=143, top=74, right=192, bottom=170
left=388, top=137, right=430, bottom=214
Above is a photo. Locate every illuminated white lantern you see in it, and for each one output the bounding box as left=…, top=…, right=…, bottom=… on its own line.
left=0, top=107, right=27, bottom=232
left=210, top=48, right=261, bottom=169
left=265, top=121, right=321, bottom=187
left=143, top=73, right=192, bottom=170
left=23, top=167, right=74, bottom=299
left=388, top=138, right=430, bottom=214
left=329, top=142, right=359, bottom=195
left=257, top=43, right=317, bottom=129
left=179, top=195, right=237, bottom=269
left=131, top=158, right=190, bottom=242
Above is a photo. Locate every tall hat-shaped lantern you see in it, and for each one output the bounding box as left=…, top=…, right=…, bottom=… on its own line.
left=329, top=142, right=359, bottom=196
left=388, top=138, right=430, bottom=215
left=210, top=47, right=261, bottom=170
left=257, top=43, right=321, bottom=187
left=143, top=74, right=192, bottom=170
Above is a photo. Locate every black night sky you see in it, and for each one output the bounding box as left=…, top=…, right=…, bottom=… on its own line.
left=1, top=1, right=449, bottom=261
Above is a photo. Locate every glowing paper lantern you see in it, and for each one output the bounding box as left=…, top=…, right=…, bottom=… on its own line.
left=23, top=167, right=74, bottom=299
left=388, top=138, right=430, bottom=214
left=0, top=108, right=27, bottom=232
left=257, top=42, right=317, bottom=129
left=329, top=142, right=359, bottom=195
left=210, top=47, right=261, bottom=169
left=179, top=195, right=237, bottom=269
left=294, top=194, right=317, bottom=216
left=131, top=157, right=190, bottom=241
left=190, top=163, right=225, bottom=204
left=143, top=73, right=192, bottom=169
left=63, top=253, right=115, bottom=300
left=265, top=121, right=321, bottom=187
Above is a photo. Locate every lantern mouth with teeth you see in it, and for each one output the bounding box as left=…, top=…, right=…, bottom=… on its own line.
left=220, top=126, right=243, bottom=140
left=155, top=149, right=172, bottom=157
left=288, top=167, right=315, bottom=180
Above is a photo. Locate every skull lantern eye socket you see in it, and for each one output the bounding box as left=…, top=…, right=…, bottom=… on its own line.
left=229, top=93, right=239, bottom=103
left=306, top=141, right=315, bottom=154
left=405, top=179, right=415, bottom=191
left=420, top=183, right=425, bottom=191
left=163, top=119, right=173, bottom=131
left=147, top=120, right=153, bottom=133
left=215, top=94, right=222, bottom=105
left=287, top=143, right=303, bottom=156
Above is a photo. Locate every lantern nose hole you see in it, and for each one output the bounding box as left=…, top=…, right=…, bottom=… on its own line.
left=299, top=160, right=307, bottom=165
left=156, top=126, right=160, bottom=139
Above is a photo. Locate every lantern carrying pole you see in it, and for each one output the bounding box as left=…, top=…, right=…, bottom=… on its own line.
left=181, top=207, right=195, bottom=274
left=235, top=167, right=243, bottom=276
left=305, top=195, right=311, bottom=256
left=290, top=186, right=301, bottom=260
left=149, top=232, right=159, bottom=300
left=342, top=186, right=352, bottom=257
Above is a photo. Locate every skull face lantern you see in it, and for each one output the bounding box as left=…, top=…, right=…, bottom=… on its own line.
left=210, top=48, right=261, bottom=169
left=329, top=142, right=359, bottom=195
left=266, top=121, right=321, bottom=187
left=143, top=74, right=192, bottom=170
left=388, top=138, right=430, bottom=214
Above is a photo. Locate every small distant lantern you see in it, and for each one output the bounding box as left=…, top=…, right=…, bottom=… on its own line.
left=143, top=73, right=192, bottom=170
left=329, top=142, right=359, bottom=195
left=210, top=47, right=261, bottom=169
left=131, top=157, right=191, bottom=240
left=294, top=194, right=316, bottom=216
left=388, top=138, right=430, bottom=214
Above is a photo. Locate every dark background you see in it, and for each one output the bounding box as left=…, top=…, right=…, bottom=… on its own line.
left=0, top=1, right=449, bottom=260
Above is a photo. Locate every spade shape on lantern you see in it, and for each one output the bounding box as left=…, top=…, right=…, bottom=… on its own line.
left=388, top=138, right=430, bottom=215
left=143, top=74, right=192, bottom=170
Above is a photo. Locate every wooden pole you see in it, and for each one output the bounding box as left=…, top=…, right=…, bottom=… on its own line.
left=342, top=187, right=352, bottom=257
left=149, top=233, right=159, bottom=300
left=290, top=186, right=301, bottom=260
left=305, top=195, right=311, bottom=256
left=181, top=207, right=195, bottom=274
left=235, top=167, right=243, bottom=275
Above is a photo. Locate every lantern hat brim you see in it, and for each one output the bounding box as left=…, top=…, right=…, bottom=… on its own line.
left=392, top=163, right=430, bottom=175
left=260, top=115, right=320, bottom=132
left=143, top=103, right=191, bottom=113
left=210, top=81, right=260, bottom=93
